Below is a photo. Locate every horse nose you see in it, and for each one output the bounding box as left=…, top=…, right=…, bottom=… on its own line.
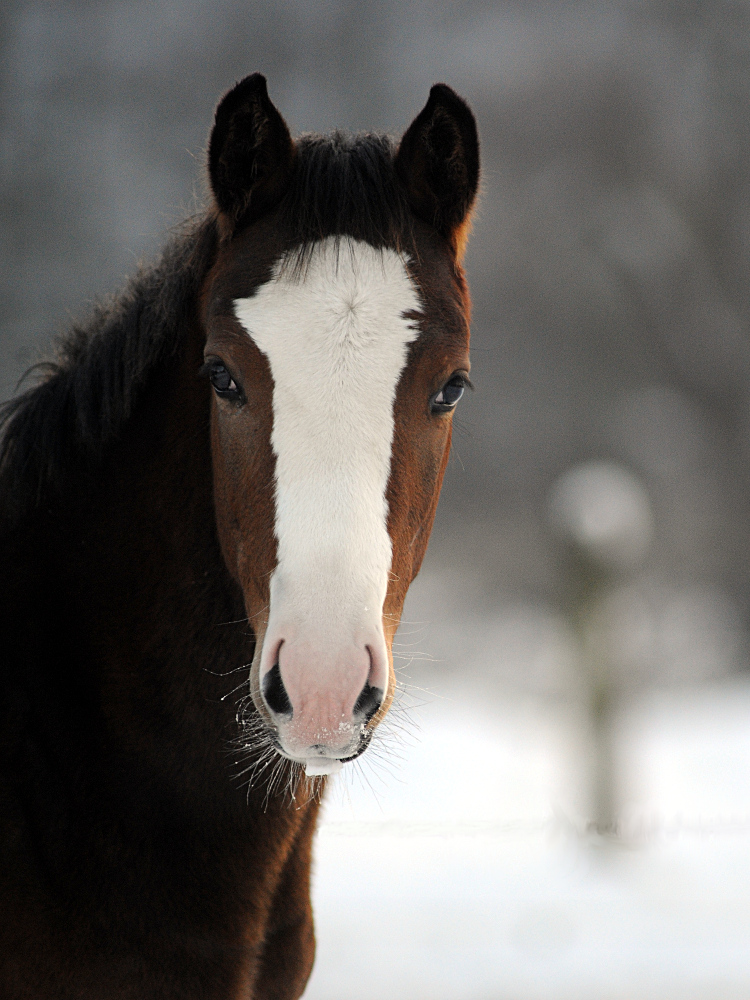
left=261, top=662, right=384, bottom=725
left=258, top=640, right=386, bottom=753
left=263, top=663, right=383, bottom=723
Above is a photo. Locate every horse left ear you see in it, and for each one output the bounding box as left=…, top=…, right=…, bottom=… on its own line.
left=208, top=73, right=296, bottom=228
left=395, top=84, right=480, bottom=259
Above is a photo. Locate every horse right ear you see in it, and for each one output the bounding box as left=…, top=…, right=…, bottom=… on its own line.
left=395, top=84, right=480, bottom=259
left=208, top=74, right=295, bottom=228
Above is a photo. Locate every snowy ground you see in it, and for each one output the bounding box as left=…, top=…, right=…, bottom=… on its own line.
left=302, top=679, right=750, bottom=1000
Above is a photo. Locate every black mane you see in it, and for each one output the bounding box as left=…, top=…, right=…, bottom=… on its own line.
left=0, top=132, right=412, bottom=514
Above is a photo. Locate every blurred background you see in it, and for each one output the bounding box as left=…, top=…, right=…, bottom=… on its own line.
left=2, top=1, right=750, bottom=996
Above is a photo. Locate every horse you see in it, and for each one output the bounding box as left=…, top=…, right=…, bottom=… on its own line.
left=0, top=74, right=478, bottom=999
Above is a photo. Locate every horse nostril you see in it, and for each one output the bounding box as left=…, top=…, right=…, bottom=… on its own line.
left=353, top=682, right=383, bottom=724
left=262, top=663, right=293, bottom=718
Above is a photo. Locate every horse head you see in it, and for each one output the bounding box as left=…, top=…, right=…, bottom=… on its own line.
left=201, top=74, right=479, bottom=776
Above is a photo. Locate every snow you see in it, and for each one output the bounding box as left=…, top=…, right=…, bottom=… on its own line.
left=302, top=679, right=750, bottom=999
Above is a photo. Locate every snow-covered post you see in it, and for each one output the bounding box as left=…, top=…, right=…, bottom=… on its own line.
left=548, top=462, right=653, bottom=834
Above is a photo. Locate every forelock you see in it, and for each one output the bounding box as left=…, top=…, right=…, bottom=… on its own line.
left=276, top=132, right=415, bottom=265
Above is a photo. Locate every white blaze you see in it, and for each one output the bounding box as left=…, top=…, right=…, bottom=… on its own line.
left=234, top=237, right=421, bottom=674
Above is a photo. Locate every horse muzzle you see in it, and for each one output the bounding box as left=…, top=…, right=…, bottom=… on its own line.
left=254, top=627, right=388, bottom=773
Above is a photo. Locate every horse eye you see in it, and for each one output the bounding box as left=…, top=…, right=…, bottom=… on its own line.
left=431, top=374, right=468, bottom=414
left=202, top=360, right=242, bottom=400
left=211, top=366, right=235, bottom=393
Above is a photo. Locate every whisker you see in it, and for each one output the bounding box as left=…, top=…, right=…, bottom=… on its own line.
left=204, top=662, right=252, bottom=677
left=219, top=677, right=252, bottom=701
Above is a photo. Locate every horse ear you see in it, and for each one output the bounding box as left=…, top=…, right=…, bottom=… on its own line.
left=208, top=73, right=295, bottom=227
left=395, top=84, right=480, bottom=258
